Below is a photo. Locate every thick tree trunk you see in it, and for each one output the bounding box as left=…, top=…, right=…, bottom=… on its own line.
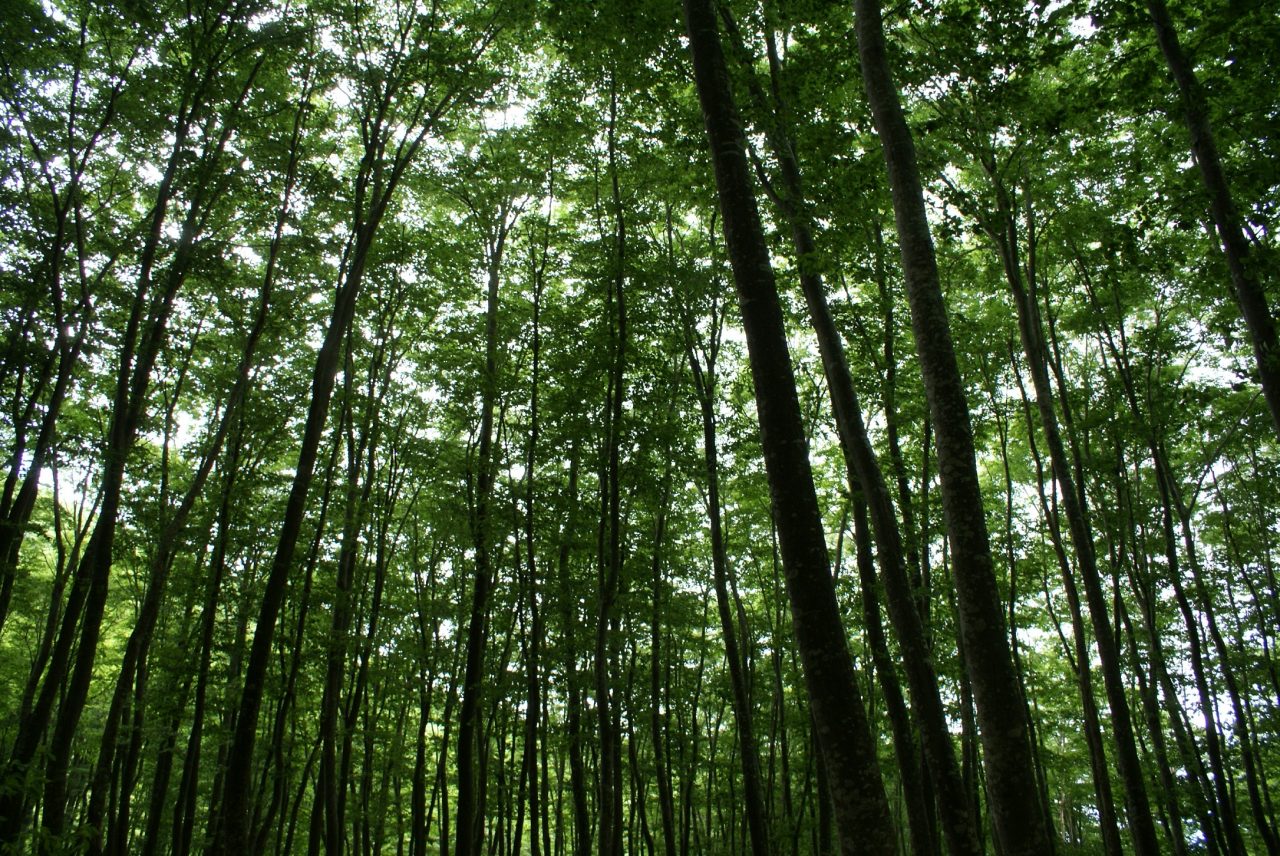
left=682, top=1, right=896, bottom=851
left=853, top=1, right=1051, bottom=852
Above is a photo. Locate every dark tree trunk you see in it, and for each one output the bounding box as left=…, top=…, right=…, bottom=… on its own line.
left=591, top=80, right=628, bottom=856
left=683, top=316, right=771, bottom=856
left=1012, top=358, right=1123, bottom=856
left=716, top=12, right=978, bottom=851
left=848, top=496, right=935, bottom=856
left=852, top=1, right=1051, bottom=852
left=517, top=209, right=548, bottom=856
left=553, top=442, right=590, bottom=856
left=457, top=209, right=514, bottom=856
left=989, top=183, right=1159, bottom=856
left=682, top=1, right=896, bottom=851
left=1144, top=0, right=1280, bottom=440
left=214, top=218, right=378, bottom=855
left=86, top=119, right=294, bottom=840
left=649, top=477, right=678, bottom=856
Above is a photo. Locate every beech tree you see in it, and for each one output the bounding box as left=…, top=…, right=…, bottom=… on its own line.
left=1, top=0, right=1277, bottom=854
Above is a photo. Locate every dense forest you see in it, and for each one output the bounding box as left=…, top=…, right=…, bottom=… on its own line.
left=1, top=0, right=1278, bottom=853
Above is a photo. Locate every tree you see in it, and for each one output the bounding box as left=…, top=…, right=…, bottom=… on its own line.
left=0, top=1, right=1277, bottom=854
left=681, top=0, right=897, bottom=851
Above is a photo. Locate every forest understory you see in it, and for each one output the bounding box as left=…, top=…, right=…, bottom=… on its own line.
left=1, top=0, right=1278, bottom=853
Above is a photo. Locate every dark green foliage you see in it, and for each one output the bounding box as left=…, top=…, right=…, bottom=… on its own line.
left=0, top=0, right=1277, bottom=853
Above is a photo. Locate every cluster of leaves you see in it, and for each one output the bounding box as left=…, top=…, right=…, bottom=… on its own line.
left=0, top=0, right=1277, bottom=853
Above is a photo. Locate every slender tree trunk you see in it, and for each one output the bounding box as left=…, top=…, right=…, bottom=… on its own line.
left=211, top=21, right=467, bottom=841
left=457, top=212, right=513, bottom=856
left=718, top=12, right=979, bottom=852
left=683, top=317, right=771, bottom=856
left=682, top=2, right=896, bottom=851
left=0, top=19, right=129, bottom=638
left=852, top=1, right=1051, bottom=851
left=517, top=212, right=548, bottom=856
left=1144, top=0, right=1280, bottom=440
left=86, top=145, right=291, bottom=842
left=1113, top=538, right=1191, bottom=856
left=649, top=471, right=677, bottom=856
left=848, top=496, right=935, bottom=856
left=1011, top=357, right=1123, bottom=856
left=991, top=186, right=1160, bottom=856
left=1164, top=457, right=1279, bottom=855
left=590, top=80, right=628, bottom=856
left=550, top=438, right=589, bottom=856
left=1089, top=279, right=1249, bottom=856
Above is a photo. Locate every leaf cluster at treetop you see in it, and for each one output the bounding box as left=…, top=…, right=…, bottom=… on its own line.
left=1, top=0, right=1277, bottom=853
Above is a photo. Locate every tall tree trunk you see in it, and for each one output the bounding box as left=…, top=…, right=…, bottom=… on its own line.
left=682, top=1, right=896, bottom=851
left=1144, top=0, right=1280, bottom=440
left=682, top=310, right=771, bottom=856
left=554, top=441, right=590, bottom=856
left=591, top=78, right=628, bottom=856
left=1163, top=454, right=1280, bottom=855
left=990, top=189, right=1158, bottom=855
left=717, top=12, right=979, bottom=852
left=516, top=202, right=549, bottom=856
left=848, top=496, right=935, bottom=856
left=1011, top=356, right=1123, bottom=856
left=649, top=470, right=677, bottom=856
left=211, top=18, right=477, bottom=842
left=1089, top=278, right=1249, bottom=856
left=86, top=91, right=302, bottom=839
left=0, top=17, right=128, bottom=637
left=0, top=48, right=230, bottom=839
left=457, top=207, right=514, bottom=856
left=853, top=1, right=1051, bottom=852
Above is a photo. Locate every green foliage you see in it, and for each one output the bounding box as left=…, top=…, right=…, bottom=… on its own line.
left=0, top=0, right=1278, bottom=852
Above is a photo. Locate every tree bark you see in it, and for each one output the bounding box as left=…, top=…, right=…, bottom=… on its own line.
left=991, top=184, right=1159, bottom=856
left=717, top=13, right=979, bottom=851
left=853, top=1, right=1051, bottom=852
left=682, top=1, right=896, bottom=851
left=456, top=205, right=514, bottom=856
left=1144, top=0, right=1280, bottom=440
left=683, top=312, right=771, bottom=856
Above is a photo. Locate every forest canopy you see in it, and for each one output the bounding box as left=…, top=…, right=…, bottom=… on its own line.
left=1, top=0, right=1278, bottom=854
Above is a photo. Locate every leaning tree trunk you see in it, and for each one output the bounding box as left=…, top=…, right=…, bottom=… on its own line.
left=1012, top=358, right=1124, bottom=856
left=681, top=1, right=897, bottom=852
left=991, top=188, right=1160, bottom=856
left=1144, top=0, right=1280, bottom=441
left=715, top=12, right=979, bottom=851
left=683, top=319, right=771, bottom=856
left=852, top=0, right=1052, bottom=852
